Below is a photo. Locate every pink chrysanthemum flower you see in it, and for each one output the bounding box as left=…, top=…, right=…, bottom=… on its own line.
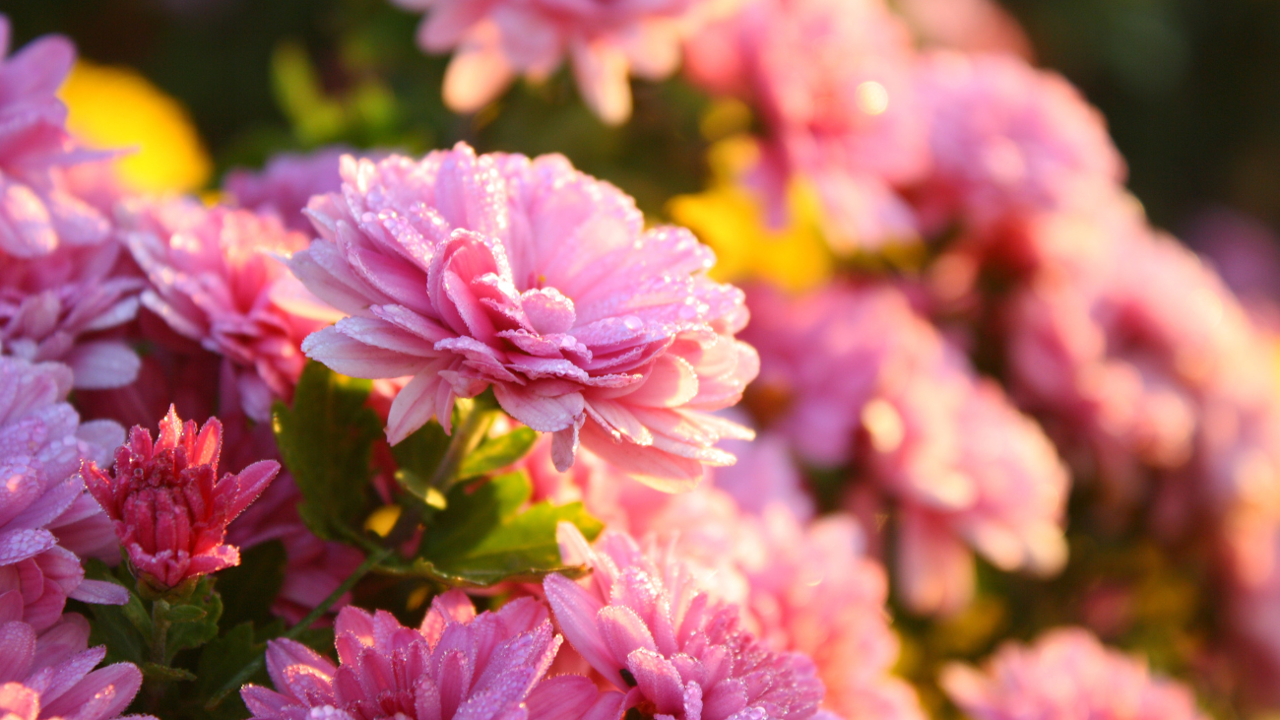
left=743, top=284, right=1069, bottom=613
left=542, top=524, right=826, bottom=720
left=123, top=199, right=338, bottom=421
left=392, top=0, right=728, bottom=124
left=0, top=357, right=128, bottom=629
left=81, top=406, right=279, bottom=592
left=913, top=51, right=1126, bottom=235
left=941, top=628, right=1209, bottom=720
left=684, top=0, right=927, bottom=248
left=1, top=240, right=143, bottom=391
left=241, top=591, right=561, bottom=720
left=225, top=147, right=362, bottom=233
left=291, top=144, right=757, bottom=488
left=0, top=614, right=148, bottom=720
left=0, top=16, right=111, bottom=261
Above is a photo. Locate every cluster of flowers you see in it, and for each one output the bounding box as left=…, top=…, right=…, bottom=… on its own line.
left=0, top=0, right=1275, bottom=715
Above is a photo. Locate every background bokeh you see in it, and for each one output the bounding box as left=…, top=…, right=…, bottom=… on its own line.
left=5, top=0, right=1278, bottom=232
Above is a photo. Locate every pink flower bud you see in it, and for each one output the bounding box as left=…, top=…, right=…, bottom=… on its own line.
left=81, top=406, right=279, bottom=592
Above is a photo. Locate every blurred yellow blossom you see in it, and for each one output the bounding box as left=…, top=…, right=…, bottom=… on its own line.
left=60, top=60, right=212, bottom=193
left=668, top=136, right=834, bottom=292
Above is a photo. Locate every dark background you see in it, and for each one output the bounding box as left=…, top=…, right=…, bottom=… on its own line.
left=3, top=0, right=1279, bottom=236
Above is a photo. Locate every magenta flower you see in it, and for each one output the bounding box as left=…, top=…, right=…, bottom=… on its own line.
left=0, top=15, right=111, bottom=261
left=392, top=0, right=725, bottom=124
left=291, top=144, right=757, bottom=488
left=241, top=591, right=561, bottom=720
left=0, top=615, right=148, bottom=720
left=684, top=0, right=927, bottom=248
left=224, top=147, right=363, bottom=233
left=913, top=51, right=1125, bottom=234
left=742, top=284, right=1069, bottom=613
left=81, top=406, right=279, bottom=592
left=123, top=199, right=338, bottom=421
left=941, top=628, right=1209, bottom=720
left=543, top=524, right=826, bottom=720
left=0, top=356, right=128, bottom=629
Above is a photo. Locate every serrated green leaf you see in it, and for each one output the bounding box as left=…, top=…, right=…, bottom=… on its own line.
left=457, top=426, right=538, bottom=480
left=413, top=471, right=604, bottom=586
left=140, top=662, right=198, bottom=683
left=273, top=362, right=382, bottom=540
left=216, top=540, right=287, bottom=631
left=164, top=579, right=223, bottom=663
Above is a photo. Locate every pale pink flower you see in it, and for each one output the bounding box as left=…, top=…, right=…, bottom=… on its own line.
left=393, top=0, right=728, bottom=124
left=0, top=357, right=128, bottom=630
left=913, top=51, right=1125, bottom=235
left=1, top=239, right=143, bottom=390
left=684, top=0, right=926, bottom=248
left=241, top=591, right=561, bottom=720
left=743, top=284, right=1069, bottom=613
left=291, top=144, right=757, bottom=489
left=941, top=628, right=1209, bottom=720
left=542, top=524, right=826, bottom=720
left=0, top=614, right=148, bottom=720
left=81, top=406, right=279, bottom=592
left=894, top=0, right=1032, bottom=57
left=0, top=16, right=111, bottom=261
left=225, top=147, right=361, bottom=233
left=122, top=199, right=338, bottom=421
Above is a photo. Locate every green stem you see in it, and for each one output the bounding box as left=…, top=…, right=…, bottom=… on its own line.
left=150, top=600, right=171, bottom=665
left=429, top=398, right=497, bottom=494
left=204, top=547, right=393, bottom=710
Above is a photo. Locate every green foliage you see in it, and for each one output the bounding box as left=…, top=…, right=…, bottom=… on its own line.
left=83, top=560, right=148, bottom=666
left=273, top=362, right=383, bottom=541
left=458, top=426, right=539, bottom=481
left=195, top=623, right=270, bottom=720
left=409, top=471, right=604, bottom=586
left=216, top=541, right=288, bottom=631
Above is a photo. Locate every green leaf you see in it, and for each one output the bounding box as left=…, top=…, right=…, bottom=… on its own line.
left=164, top=579, right=223, bottom=663
left=195, top=623, right=271, bottom=720
left=140, top=662, right=197, bottom=683
left=82, top=560, right=147, bottom=665
left=216, top=540, right=287, bottom=631
left=390, top=418, right=451, bottom=502
left=413, top=471, right=604, bottom=586
left=274, top=362, right=382, bottom=540
left=457, top=426, right=538, bottom=480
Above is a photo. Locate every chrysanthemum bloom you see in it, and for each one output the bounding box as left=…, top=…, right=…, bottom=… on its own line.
left=742, top=284, right=1068, bottom=613
left=684, top=0, right=927, bottom=249
left=0, top=16, right=112, bottom=261
left=941, top=628, right=1209, bottom=720
left=225, top=147, right=359, bottom=233
left=241, top=591, right=561, bottom=720
left=542, top=524, right=826, bottom=720
left=0, top=615, right=148, bottom=720
left=632, top=486, right=925, bottom=720
left=292, top=144, right=758, bottom=488
left=0, top=357, right=128, bottom=629
left=392, top=0, right=730, bottom=124
left=81, top=406, right=279, bottom=592
left=913, top=52, right=1125, bottom=235
left=123, top=199, right=338, bottom=421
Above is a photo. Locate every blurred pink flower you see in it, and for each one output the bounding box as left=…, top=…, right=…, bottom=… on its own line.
left=685, top=0, right=926, bottom=249
left=0, top=356, right=127, bottom=630
left=743, top=284, right=1069, bottom=613
left=894, top=0, right=1032, bottom=57
left=913, top=52, right=1125, bottom=235
left=241, top=591, right=560, bottom=720
left=292, top=144, right=757, bottom=489
left=941, top=628, right=1209, bottom=720
left=392, top=0, right=728, bottom=124
left=225, top=147, right=361, bottom=233
left=543, top=524, right=826, bottom=720
left=0, top=16, right=112, bottom=262
left=0, top=615, right=148, bottom=720
left=81, top=406, right=279, bottom=592
left=122, top=199, right=338, bottom=421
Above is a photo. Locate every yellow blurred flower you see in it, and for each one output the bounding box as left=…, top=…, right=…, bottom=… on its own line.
left=668, top=136, right=834, bottom=293
left=60, top=60, right=212, bottom=193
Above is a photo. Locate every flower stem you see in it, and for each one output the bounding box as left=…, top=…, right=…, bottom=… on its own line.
left=430, top=397, right=498, bottom=494
left=150, top=599, right=171, bottom=666
left=203, top=546, right=393, bottom=710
